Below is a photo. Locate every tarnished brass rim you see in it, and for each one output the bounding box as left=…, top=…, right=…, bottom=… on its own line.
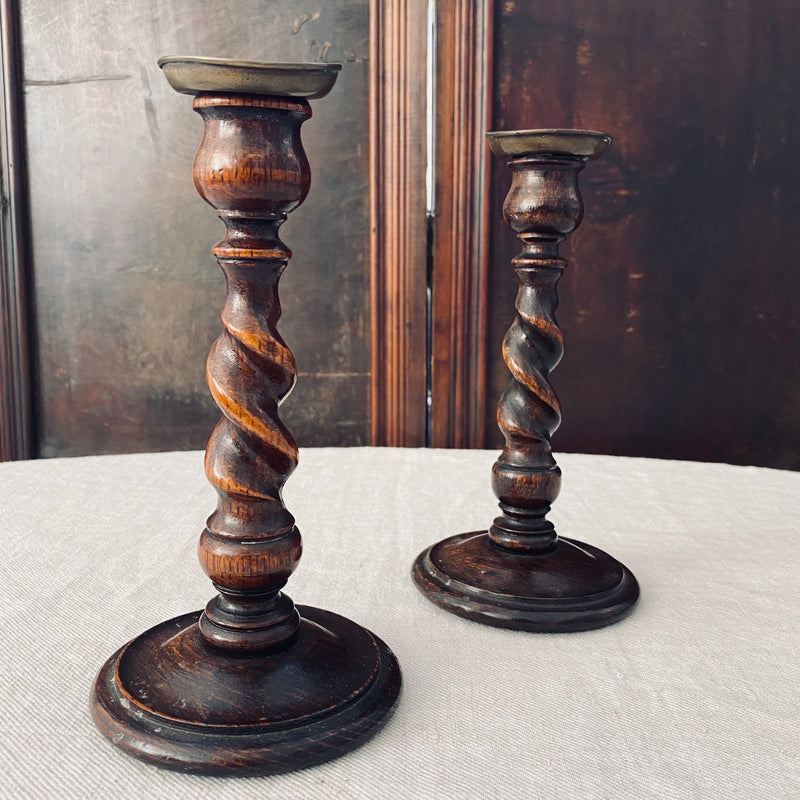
left=486, top=128, right=611, bottom=159
left=158, top=55, right=342, bottom=98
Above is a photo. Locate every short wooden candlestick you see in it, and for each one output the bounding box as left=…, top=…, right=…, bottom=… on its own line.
left=90, top=57, right=400, bottom=775
left=413, top=129, right=639, bottom=632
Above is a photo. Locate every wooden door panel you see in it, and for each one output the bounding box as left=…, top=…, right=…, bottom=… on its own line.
left=8, top=0, right=796, bottom=468
left=484, top=0, right=800, bottom=468
left=20, top=0, right=372, bottom=456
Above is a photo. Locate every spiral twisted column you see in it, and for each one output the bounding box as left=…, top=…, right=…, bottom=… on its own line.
left=413, top=129, right=639, bottom=632
left=489, top=156, right=581, bottom=553
left=91, top=58, right=400, bottom=776
left=193, top=93, right=308, bottom=653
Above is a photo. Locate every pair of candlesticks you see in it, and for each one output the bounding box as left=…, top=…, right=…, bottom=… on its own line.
left=90, top=57, right=639, bottom=776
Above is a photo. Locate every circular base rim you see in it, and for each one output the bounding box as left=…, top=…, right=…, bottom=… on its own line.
left=90, top=606, right=401, bottom=776
left=412, top=531, right=639, bottom=633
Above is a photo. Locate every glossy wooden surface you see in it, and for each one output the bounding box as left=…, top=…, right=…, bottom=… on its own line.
left=428, top=0, right=493, bottom=449
left=191, top=92, right=309, bottom=653
left=397, top=0, right=800, bottom=466
left=90, top=77, right=400, bottom=774
left=413, top=134, right=638, bottom=632
left=93, top=608, right=400, bottom=775
left=414, top=534, right=638, bottom=632
left=368, top=0, right=428, bottom=446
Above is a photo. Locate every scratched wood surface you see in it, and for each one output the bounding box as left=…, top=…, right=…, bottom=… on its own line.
left=21, top=0, right=370, bottom=456
left=486, top=0, right=800, bottom=469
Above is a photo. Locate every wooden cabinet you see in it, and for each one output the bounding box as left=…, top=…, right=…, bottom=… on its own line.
left=3, top=0, right=394, bottom=457
left=2, top=0, right=799, bottom=468
left=429, top=0, right=800, bottom=469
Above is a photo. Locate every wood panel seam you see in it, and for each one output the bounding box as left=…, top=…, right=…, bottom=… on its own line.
left=369, top=0, right=428, bottom=446
left=429, top=0, right=493, bottom=448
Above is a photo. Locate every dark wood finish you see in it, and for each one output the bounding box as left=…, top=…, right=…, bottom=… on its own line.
left=429, top=0, right=493, bottom=448
left=413, top=131, right=638, bottom=632
left=20, top=0, right=373, bottom=457
left=93, top=608, right=400, bottom=775
left=368, top=0, right=428, bottom=446
left=0, top=0, right=34, bottom=461
left=91, top=70, right=400, bottom=775
left=487, top=0, right=800, bottom=469
left=13, top=1, right=796, bottom=465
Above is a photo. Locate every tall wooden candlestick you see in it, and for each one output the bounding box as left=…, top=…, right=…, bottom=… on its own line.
left=91, top=57, right=400, bottom=775
left=413, top=129, right=639, bottom=632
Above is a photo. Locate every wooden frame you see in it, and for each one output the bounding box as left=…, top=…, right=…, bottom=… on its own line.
left=0, top=0, right=34, bottom=461
left=429, top=0, right=493, bottom=448
left=368, top=0, right=429, bottom=446
left=369, top=0, right=493, bottom=448
left=3, top=0, right=495, bottom=455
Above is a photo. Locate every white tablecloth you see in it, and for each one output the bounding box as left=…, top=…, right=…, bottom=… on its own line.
left=1, top=447, right=798, bottom=799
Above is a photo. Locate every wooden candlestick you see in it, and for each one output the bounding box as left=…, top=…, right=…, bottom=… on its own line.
left=90, top=57, right=400, bottom=775
left=413, top=130, right=639, bottom=632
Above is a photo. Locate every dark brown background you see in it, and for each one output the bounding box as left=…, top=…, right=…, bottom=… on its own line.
left=486, top=0, right=800, bottom=468
left=2, top=0, right=799, bottom=469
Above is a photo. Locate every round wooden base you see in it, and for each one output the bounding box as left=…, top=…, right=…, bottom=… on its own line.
left=412, top=531, right=639, bottom=632
left=91, top=606, right=401, bottom=775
